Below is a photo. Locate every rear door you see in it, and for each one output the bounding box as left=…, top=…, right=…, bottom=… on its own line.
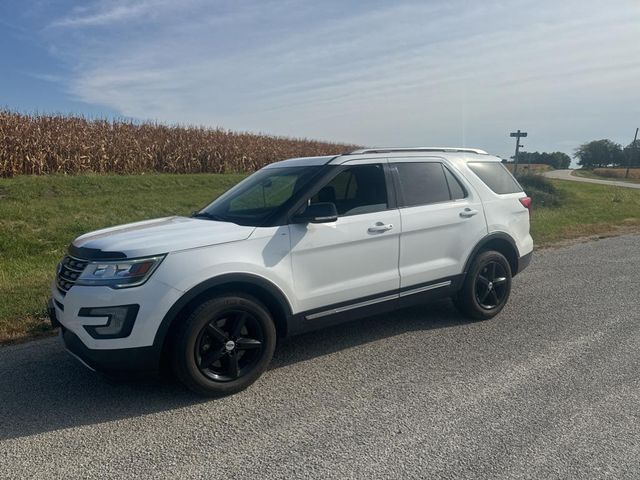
left=392, top=159, right=487, bottom=289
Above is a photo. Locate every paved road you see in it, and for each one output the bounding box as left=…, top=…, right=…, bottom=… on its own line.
left=545, top=169, right=640, bottom=189
left=2, top=235, right=640, bottom=479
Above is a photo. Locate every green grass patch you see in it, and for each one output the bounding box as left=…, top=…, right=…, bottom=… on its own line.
left=530, top=180, right=640, bottom=245
left=0, top=173, right=245, bottom=343
left=1, top=174, right=640, bottom=343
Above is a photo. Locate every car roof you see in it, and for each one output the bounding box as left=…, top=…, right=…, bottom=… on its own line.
left=264, top=155, right=337, bottom=168
left=265, top=148, right=500, bottom=169
left=348, top=147, right=488, bottom=155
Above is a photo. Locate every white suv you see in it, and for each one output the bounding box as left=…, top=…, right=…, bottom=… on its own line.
left=49, top=147, right=533, bottom=396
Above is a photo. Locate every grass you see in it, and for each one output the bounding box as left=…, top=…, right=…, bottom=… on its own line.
left=572, top=169, right=640, bottom=184
left=1, top=174, right=640, bottom=344
left=531, top=180, right=640, bottom=245
left=0, top=173, right=245, bottom=343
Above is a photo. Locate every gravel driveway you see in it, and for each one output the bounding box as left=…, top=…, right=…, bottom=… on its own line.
left=1, top=234, right=639, bottom=479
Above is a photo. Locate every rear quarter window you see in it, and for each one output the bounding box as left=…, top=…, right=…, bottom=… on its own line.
left=468, top=162, right=523, bottom=194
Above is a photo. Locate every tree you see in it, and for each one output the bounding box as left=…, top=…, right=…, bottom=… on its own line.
left=574, top=140, right=624, bottom=168
left=549, top=152, right=571, bottom=169
left=623, top=139, right=640, bottom=168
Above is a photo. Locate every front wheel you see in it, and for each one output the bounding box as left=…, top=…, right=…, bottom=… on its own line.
left=453, top=250, right=512, bottom=320
left=172, top=293, right=276, bottom=396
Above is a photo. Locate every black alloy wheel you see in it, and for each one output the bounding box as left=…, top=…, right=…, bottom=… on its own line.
left=173, top=294, right=276, bottom=396
left=475, top=261, right=509, bottom=310
left=453, top=250, right=512, bottom=320
left=195, top=310, right=264, bottom=382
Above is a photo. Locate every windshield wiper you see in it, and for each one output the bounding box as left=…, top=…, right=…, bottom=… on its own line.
left=191, top=212, right=228, bottom=222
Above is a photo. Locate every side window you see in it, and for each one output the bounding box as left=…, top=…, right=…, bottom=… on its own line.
left=467, top=162, right=523, bottom=194
left=310, top=164, right=388, bottom=216
left=395, top=163, right=451, bottom=207
left=443, top=167, right=467, bottom=200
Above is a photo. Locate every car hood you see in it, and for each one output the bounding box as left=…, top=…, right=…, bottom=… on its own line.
left=72, top=216, right=255, bottom=258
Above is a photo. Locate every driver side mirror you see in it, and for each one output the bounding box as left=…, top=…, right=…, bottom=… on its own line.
left=293, top=202, right=338, bottom=224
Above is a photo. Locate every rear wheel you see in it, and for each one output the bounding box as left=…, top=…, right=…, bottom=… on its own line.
left=172, top=293, right=276, bottom=396
left=453, top=250, right=512, bottom=320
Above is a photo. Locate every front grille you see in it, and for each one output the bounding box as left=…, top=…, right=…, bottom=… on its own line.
left=56, top=255, right=89, bottom=295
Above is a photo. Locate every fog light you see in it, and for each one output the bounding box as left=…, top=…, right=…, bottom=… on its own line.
left=79, top=305, right=140, bottom=339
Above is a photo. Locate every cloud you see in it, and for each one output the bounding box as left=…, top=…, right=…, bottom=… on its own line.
left=50, top=0, right=183, bottom=27
left=43, top=0, right=640, bottom=157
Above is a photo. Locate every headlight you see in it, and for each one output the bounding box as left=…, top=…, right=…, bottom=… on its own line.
left=76, top=255, right=165, bottom=288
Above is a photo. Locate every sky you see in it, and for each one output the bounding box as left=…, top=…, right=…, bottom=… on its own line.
left=1, top=0, right=639, bottom=161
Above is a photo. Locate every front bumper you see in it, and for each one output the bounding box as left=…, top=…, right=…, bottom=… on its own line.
left=49, top=299, right=162, bottom=373
left=48, top=277, right=183, bottom=373
left=50, top=277, right=182, bottom=344
left=60, top=327, right=161, bottom=373
left=47, top=298, right=61, bottom=328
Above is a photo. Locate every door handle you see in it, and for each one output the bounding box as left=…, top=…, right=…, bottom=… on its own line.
left=368, top=222, right=394, bottom=233
left=459, top=208, right=479, bottom=218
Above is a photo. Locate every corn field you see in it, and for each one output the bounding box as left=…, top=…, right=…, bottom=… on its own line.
left=593, top=167, right=640, bottom=180
left=0, top=110, right=359, bottom=177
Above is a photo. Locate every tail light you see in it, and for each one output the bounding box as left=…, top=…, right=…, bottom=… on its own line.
left=519, top=196, right=532, bottom=215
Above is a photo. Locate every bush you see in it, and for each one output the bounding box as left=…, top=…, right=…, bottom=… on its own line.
left=516, top=173, right=565, bottom=208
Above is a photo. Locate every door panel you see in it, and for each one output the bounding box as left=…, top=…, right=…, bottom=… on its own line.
left=288, top=161, right=400, bottom=313
left=289, top=210, right=401, bottom=312
left=398, top=200, right=486, bottom=287
left=393, top=160, right=488, bottom=288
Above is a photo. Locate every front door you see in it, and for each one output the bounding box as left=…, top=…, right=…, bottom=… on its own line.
left=289, top=162, right=400, bottom=313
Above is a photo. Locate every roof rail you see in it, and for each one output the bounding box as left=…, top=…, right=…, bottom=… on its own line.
left=348, top=147, right=488, bottom=155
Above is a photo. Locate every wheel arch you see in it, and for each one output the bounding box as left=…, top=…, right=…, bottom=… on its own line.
left=463, top=232, right=521, bottom=277
left=154, top=273, right=293, bottom=365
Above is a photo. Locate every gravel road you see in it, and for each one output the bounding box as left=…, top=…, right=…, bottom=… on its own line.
left=1, top=234, right=640, bottom=479
left=544, top=169, right=640, bottom=189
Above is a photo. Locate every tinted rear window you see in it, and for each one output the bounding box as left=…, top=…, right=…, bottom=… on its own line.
left=468, top=162, right=523, bottom=194
left=395, top=163, right=451, bottom=207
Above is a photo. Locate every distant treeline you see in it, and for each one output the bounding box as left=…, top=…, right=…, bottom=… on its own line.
left=506, top=138, right=640, bottom=170
left=0, top=110, right=359, bottom=177
left=574, top=139, right=639, bottom=169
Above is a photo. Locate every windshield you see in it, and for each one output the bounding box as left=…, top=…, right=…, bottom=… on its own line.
left=196, top=166, right=321, bottom=226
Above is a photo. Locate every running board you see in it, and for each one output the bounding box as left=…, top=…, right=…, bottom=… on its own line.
left=305, top=280, right=452, bottom=321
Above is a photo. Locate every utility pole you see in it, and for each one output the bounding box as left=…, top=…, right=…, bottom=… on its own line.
left=625, top=127, right=638, bottom=179
left=510, top=130, right=528, bottom=175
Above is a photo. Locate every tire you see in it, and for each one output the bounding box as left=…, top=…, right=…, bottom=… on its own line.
left=453, top=250, right=512, bottom=320
left=172, top=293, right=276, bottom=396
